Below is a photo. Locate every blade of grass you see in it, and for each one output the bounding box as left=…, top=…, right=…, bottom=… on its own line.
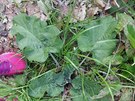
left=96, top=71, right=115, bottom=101
left=64, top=56, right=79, bottom=71
left=116, top=73, right=135, bottom=84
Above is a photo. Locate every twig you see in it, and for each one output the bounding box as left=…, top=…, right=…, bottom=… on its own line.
left=113, top=0, right=120, bottom=8
left=55, top=0, right=63, bottom=6
left=79, top=52, right=90, bottom=67
left=105, top=0, right=111, bottom=10
left=49, top=53, right=61, bottom=68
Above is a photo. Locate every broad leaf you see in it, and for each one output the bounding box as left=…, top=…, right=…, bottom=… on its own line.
left=120, top=63, right=135, bottom=77
left=120, top=88, right=134, bottom=101
left=28, top=65, right=75, bottom=98
left=0, top=80, right=13, bottom=97
left=37, top=0, right=53, bottom=18
left=91, top=84, right=122, bottom=101
left=70, top=75, right=101, bottom=101
left=14, top=74, right=26, bottom=86
left=77, top=16, right=117, bottom=61
left=116, top=13, right=134, bottom=32
left=71, top=76, right=122, bottom=101
left=125, top=25, right=135, bottom=48
left=117, top=13, right=135, bottom=55
left=10, top=14, right=62, bottom=62
left=28, top=69, right=64, bottom=98
left=102, top=55, right=123, bottom=65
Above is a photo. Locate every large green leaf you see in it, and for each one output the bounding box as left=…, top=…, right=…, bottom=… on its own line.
left=77, top=16, right=117, bottom=61
left=10, top=14, right=62, bottom=62
left=28, top=69, right=64, bottom=98
left=70, top=75, right=101, bottom=101
left=125, top=25, right=135, bottom=48
left=70, top=76, right=122, bottom=101
left=116, top=13, right=134, bottom=32
left=117, top=13, right=135, bottom=56
left=28, top=65, right=75, bottom=98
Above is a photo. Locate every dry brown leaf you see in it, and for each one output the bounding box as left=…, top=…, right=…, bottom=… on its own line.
left=72, top=4, right=86, bottom=22
left=87, top=6, right=99, bottom=17
left=94, top=0, right=105, bottom=8
left=111, top=0, right=120, bottom=7
left=26, top=2, right=47, bottom=20
left=0, top=0, right=8, bottom=5
left=60, top=4, right=68, bottom=16
left=26, top=2, right=40, bottom=16
left=120, top=88, right=134, bottom=101
left=104, top=0, right=111, bottom=10
left=4, top=3, right=18, bottom=30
